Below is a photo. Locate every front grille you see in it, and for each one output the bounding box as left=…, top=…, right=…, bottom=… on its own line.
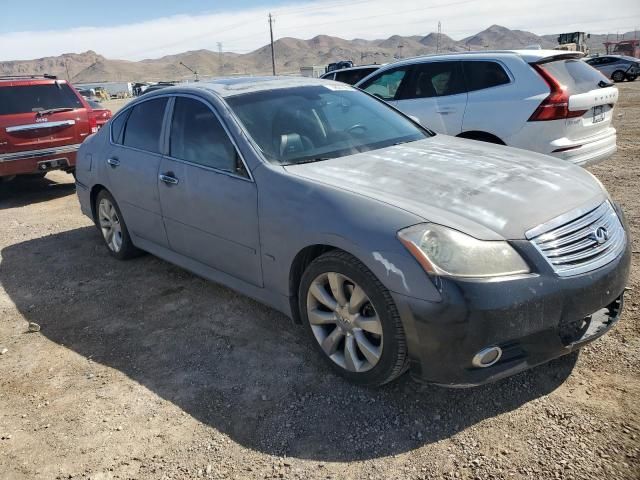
left=526, top=201, right=626, bottom=277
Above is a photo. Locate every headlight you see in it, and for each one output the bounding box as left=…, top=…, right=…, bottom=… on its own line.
left=397, top=224, right=529, bottom=278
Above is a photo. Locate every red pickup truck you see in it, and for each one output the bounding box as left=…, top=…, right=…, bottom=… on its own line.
left=0, top=75, right=97, bottom=181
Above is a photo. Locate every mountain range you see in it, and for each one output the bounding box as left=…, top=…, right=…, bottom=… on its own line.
left=1, top=25, right=637, bottom=83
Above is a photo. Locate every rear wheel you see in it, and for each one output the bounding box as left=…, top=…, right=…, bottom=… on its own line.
left=94, top=189, right=141, bottom=260
left=299, top=250, right=408, bottom=386
left=626, top=74, right=637, bottom=82
left=612, top=70, right=626, bottom=82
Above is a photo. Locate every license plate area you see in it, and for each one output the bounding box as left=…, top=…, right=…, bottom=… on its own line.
left=593, top=105, right=605, bottom=123
left=37, top=158, right=69, bottom=171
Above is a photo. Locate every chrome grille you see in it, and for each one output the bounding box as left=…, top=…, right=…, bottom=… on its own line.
left=526, top=201, right=626, bottom=277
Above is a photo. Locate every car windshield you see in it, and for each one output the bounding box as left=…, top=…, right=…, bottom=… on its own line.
left=225, top=85, right=431, bottom=165
left=0, top=83, right=83, bottom=115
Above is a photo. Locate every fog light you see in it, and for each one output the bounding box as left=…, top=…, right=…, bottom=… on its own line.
left=472, top=346, right=502, bottom=368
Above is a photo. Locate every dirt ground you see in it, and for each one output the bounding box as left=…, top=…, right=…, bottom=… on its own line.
left=1, top=83, right=639, bottom=480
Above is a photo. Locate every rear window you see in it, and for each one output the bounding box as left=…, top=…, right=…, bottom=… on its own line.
left=0, top=83, right=83, bottom=115
left=122, top=98, right=168, bottom=153
left=538, top=59, right=609, bottom=94
left=463, top=61, right=511, bottom=91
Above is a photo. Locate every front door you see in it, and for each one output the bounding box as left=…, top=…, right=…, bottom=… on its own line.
left=158, top=96, right=262, bottom=287
left=104, top=97, right=170, bottom=248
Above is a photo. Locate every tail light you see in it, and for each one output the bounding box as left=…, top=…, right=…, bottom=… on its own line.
left=88, top=111, right=98, bottom=134
left=528, top=64, right=587, bottom=121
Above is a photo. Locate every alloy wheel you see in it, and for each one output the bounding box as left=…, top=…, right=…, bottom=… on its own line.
left=306, top=272, right=383, bottom=373
left=98, top=198, right=123, bottom=253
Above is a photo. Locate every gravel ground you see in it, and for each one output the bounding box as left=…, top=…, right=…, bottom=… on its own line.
left=0, top=82, right=639, bottom=480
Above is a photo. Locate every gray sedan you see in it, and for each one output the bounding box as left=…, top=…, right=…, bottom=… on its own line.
left=75, top=77, right=630, bottom=387
left=585, top=55, right=639, bottom=82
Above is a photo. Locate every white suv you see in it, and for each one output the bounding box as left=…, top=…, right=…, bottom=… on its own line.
left=355, top=51, right=618, bottom=166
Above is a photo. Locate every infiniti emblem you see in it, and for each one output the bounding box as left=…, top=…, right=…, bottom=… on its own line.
left=591, top=226, right=609, bottom=245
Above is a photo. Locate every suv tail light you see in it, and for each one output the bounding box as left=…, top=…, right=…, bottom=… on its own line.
left=88, top=111, right=98, bottom=133
left=528, top=64, right=588, bottom=121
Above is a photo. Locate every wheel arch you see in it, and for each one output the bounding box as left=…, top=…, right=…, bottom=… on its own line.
left=89, top=184, right=108, bottom=223
left=456, top=130, right=506, bottom=145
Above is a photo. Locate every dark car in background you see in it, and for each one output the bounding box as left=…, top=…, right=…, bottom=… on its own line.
left=0, top=75, right=96, bottom=181
left=321, top=65, right=382, bottom=85
left=585, top=55, right=639, bottom=82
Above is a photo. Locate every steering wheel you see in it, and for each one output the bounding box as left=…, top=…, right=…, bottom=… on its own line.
left=346, top=124, right=368, bottom=135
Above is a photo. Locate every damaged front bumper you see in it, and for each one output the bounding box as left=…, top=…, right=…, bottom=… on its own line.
left=392, top=241, right=631, bottom=387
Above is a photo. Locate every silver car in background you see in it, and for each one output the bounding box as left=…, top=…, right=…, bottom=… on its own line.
left=585, top=55, right=639, bottom=82
left=75, top=77, right=630, bottom=387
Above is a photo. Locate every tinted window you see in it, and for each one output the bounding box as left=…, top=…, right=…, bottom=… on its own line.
left=170, top=97, right=240, bottom=174
left=110, top=110, right=129, bottom=144
left=539, top=59, right=609, bottom=94
left=122, top=98, right=167, bottom=153
left=0, top=83, right=83, bottom=115
left=226, top=86, right=429, bottom=166
left=360, top=67, right=410, bottom=100
left=463, top=61, right=510, bottom=91
left=405, top=61, right=465, bottom=99
left=334, top=68, right=378, bottom=85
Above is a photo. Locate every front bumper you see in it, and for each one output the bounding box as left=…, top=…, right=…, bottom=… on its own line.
left=393, top=240, right=631, bottom=387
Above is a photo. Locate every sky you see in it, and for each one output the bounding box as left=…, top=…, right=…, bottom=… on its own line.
left=1, top=0, right=639, bottom=61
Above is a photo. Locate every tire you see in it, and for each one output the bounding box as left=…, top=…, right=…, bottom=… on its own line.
left=612, top=70, right=626, bottom=82
left=626, top=74, right=637, bottom=82
left=298, top=250, right=408, bottom=386
left=94, top=189, right=141, bottom=260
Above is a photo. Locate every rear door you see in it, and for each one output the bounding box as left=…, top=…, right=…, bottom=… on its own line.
left=537, top=58, right=618, bottom=141
left=158, top=96, right=262, bottom=287
left=394, top=61, right=467, bottom=134
left=104, top=97, right=170, bottom=248
left=0, top=82, right=91, bottom=160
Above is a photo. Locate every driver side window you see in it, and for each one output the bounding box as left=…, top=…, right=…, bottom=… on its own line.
left=360, top=67, right=410, bottom=100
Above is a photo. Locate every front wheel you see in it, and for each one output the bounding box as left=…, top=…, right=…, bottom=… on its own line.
left=299, top=250, right=408, bottom=386
left=626, top=74, right=637, bottom=82
left=611, top=70, right=626, bottom=82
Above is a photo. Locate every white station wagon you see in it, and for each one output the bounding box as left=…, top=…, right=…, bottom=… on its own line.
left=355, top=50, right=618, bottom=166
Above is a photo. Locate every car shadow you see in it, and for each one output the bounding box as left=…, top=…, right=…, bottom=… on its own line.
left=0, top=227, right=578, bottom=462
left=0, top=175, right=75, bottom=209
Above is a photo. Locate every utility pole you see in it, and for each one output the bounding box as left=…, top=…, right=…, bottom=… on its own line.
left=64, top=57, right=71, bottom=81
left=436, top=21, right=441, bottom=53
left=268, top=13, right=276, bottom=75
left=217, top=42, right=223, bottom=76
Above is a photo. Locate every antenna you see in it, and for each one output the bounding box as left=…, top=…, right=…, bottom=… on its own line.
left=179, top=61, right=199, bottom=82
left=268, top=13, right=276, bottom=75
left=436, top=21, right=442, bottom=53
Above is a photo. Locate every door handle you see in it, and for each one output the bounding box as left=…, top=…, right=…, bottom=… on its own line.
left=159, top=173, right=179, bottom=185
left=436, top=108, right=456, bottom=115
left=107, top=157, right=120, bottom=167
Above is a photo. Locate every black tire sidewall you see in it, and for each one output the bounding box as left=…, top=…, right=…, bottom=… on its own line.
left=612, top=71, right=625, bottom=82
left=298, top=252, right=407, bottom=386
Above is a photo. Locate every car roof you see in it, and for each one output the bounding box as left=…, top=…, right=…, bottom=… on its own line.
left=0, top=76, right=66, bottom=87
left=375, top=49, right=584, bottom=68
left=177, top=76, right=345, bottom=98
left=323, top=65, right=383, bottom=75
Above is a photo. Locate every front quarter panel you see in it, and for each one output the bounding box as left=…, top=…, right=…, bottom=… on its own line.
left=254, top=163, right=443, bottom=303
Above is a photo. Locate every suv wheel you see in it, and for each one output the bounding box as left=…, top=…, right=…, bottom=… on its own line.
left=299, top=250, right=408, bottom=386
left=95, top=189, right=141, bottom=260
left=612, top=70, right=626, bottom=82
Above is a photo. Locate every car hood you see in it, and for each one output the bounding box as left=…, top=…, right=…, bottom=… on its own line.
left=284, top=135, right=607, bottom=240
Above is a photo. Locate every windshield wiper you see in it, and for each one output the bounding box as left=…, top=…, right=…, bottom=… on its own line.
left=35, top=107, right=75, bottom=117
left=289, top=157, right=331, bottom=165
left=392, top=140, right=415, bottom=146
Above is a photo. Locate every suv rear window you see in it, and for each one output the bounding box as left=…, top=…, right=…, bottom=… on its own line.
left=538, top=59, right=609, bottom=94
left=0, top=83, right=83, bottom=115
